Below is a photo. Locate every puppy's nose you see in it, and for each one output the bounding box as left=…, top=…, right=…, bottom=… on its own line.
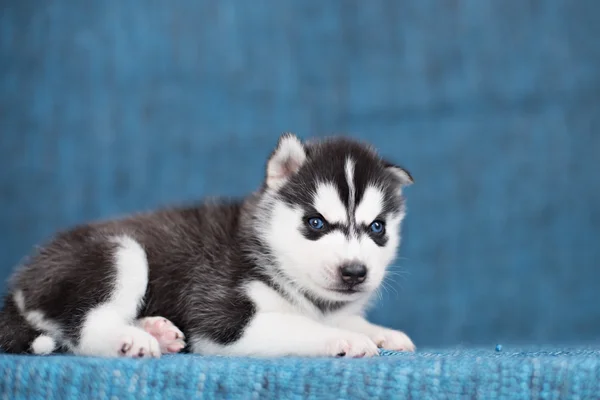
left=340, top=263, right=367, bottom=285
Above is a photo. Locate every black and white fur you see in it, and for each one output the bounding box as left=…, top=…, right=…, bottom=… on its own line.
left=0, top=134, right=415, bottom=358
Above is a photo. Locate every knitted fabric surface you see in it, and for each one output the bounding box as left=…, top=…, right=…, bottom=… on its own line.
left=1, top=347, right=599, bottom=399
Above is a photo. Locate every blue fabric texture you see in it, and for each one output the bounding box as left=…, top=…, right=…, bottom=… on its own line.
left=1, top=348, right=600, bottom=399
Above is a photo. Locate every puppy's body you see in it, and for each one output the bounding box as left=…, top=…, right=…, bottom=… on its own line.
left=0, top=135, right=415, bottom=358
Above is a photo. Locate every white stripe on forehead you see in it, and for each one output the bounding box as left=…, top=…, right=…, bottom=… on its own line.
left=345, top=158, right=356, bottom=219
left=355, top=185, right=384, bottom=225
left=313, top=182, right=348, bottom=224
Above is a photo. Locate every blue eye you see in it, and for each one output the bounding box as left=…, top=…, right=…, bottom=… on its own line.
left=369, top=220, right=385, bottom=234
left=307, top=217, right=325, bottom=230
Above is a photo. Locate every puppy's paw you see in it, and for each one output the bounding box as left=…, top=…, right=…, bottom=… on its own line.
left=138, top=316, right=185, bottom=354
left=370, top=329, right=415, bottom=352
left=118, top=327, right=161, bottom=358
left=326, top=332, right=379, bottom=358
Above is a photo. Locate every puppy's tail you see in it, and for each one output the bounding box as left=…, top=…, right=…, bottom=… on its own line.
left=0, top=294, right=46, bottom=354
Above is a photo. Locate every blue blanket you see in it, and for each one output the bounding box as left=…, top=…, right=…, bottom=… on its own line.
left=1, top=347, right=599, bottom=399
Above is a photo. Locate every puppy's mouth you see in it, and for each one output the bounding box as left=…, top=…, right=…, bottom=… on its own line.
left=308, top=276, right=365, bottom=298
left=329, top=287, right=363, bottom=295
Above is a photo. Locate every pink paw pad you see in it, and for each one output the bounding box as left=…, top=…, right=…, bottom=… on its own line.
left=138, top=317, right=186, bottom=354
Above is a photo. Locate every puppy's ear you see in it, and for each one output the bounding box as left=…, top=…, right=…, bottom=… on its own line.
left=266, top=133, right=307, bottom=190
left=383, top=160, right=414, bottom=187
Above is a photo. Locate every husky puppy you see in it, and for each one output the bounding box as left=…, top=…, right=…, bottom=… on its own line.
left=0, top=134, right=415, bottom=358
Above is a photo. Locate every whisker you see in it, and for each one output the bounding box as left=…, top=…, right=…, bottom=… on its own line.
left=385, top=271, right=411, bottom=278
left=383, top=280, right=400, bottom=296
left=382, top=273, right=405, bottom=293
left=373, top=287, right=383, bottom=302
left=387, top=264, right=411, bottom=272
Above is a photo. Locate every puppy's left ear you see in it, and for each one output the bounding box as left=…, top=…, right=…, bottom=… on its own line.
left=266, top=133, right=307, bottom=190
left=383, top=160, right=414, bottom=187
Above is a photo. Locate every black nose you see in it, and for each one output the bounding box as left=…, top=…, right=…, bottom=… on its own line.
left=340, top=263, right=367, bottom=285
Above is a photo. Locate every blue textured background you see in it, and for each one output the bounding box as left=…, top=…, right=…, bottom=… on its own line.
left=1, top=1, right=599, bottom=349
left=3, top=348, right=600, bottom=399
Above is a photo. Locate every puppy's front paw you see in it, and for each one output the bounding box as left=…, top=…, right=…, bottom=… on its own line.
left=138, top=316, right=186, bottom=354
left=370, top=329, right=415, bottom=352
left=326, top=332, right=379, bottom=358
left=118, top=327, right=161, bottom=358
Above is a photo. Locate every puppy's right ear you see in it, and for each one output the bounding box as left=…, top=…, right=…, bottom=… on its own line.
left=266, top=133, right=307, bottom=190
left=383, top=160, right=414, bottom=187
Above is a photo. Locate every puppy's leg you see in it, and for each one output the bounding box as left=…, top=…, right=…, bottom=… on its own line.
left=0, top=294, right=44, bottom=354
left=190, top=280, right=378, bottom=357
left=330, top=315, right=415, bottom=352
left=194, top=312, right=379, bottom=358
left=231, top=312, right=381, bottom=357
left=136, top=316, right=185, bottom=353
left=76, top=236, right=160, bottom=358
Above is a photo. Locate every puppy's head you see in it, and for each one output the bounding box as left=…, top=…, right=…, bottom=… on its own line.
left=258, top=133, right=413, bottom=302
